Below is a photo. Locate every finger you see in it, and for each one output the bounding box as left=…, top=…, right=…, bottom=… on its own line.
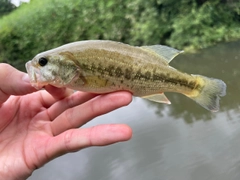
left=44, top=85, right=75, bottom=100
left=46, top=124, right=132, bottom=158
left=0, top=63, right=36, bottom=104
left=51, top=91, right=132, bottom=135
left=46, top=91, right=97, bottom=120
left=38, top=85, right=76, bottom=108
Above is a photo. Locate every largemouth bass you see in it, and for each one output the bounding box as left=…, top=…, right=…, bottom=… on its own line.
left=25, top=40, right=226, bottom=112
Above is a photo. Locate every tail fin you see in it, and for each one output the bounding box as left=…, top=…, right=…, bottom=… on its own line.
left=189, top=75, right=226, bottom=112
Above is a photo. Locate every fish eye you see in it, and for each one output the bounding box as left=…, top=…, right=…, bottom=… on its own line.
left=38, top=57, right=48, bottom=66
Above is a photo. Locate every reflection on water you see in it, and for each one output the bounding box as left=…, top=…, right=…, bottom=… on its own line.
left=27, top=41, right=240, bottom=180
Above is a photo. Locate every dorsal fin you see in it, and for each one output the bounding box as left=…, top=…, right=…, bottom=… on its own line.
left=140, top=45, right=183, bottom=63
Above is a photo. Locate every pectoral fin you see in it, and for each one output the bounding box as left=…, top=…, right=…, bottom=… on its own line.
left=142, top=93, right=171, bottom=104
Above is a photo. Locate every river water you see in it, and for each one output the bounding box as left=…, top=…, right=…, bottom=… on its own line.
left=27, top=41, right=240, bottom=180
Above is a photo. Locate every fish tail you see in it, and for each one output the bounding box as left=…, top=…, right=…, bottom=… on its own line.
left=188, top=75, right=226, bottom=112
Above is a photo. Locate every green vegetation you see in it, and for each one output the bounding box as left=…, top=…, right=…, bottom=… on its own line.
left=0, top=0, right=239, bottom=66
left=0, top=0, right=16, bottom=17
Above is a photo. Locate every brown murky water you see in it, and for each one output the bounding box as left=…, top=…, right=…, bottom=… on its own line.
left=27, top=41, right=240, bottom=180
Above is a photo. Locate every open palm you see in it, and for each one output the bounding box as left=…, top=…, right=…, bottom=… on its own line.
left=0, top=64, right=132, bottom=180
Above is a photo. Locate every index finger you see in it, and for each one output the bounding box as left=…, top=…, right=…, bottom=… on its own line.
left=44, top=85, right=75, bottom=100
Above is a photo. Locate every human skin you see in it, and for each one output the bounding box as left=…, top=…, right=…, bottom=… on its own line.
left=0, top=63, right=132, bottom=180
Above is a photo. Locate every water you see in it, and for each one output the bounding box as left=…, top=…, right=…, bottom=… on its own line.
left=27, top=41, right=240, bottom=180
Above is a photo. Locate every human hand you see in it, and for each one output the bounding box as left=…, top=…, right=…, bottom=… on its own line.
left=0, top=63, right=132, bottom=180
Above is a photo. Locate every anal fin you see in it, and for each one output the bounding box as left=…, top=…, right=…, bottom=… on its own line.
left=142, top=93, right=171, bottom=104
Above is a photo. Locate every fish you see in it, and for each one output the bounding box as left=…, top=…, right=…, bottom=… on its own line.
left=25, top=40, right=226, bottom=112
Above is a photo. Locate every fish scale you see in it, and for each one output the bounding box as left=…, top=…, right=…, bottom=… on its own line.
left=77, top=52, right=197, bottom=96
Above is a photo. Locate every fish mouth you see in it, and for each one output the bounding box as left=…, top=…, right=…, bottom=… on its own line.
left=25, top=61, right=46, bottom=89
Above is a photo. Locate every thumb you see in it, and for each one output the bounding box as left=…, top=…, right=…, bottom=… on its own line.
left=0, top=63, right=36, bottom=103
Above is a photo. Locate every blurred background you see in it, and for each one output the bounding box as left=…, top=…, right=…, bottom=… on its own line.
left=1, top=0, right=240, bottom=179
left=0, top=0, right=240, bottom=68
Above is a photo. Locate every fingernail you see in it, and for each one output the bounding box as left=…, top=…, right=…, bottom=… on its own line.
left=22, top=74, right=30, bottom=83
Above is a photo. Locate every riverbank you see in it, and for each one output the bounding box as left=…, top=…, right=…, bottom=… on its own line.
left=0, top=0, right=239, bottom=64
